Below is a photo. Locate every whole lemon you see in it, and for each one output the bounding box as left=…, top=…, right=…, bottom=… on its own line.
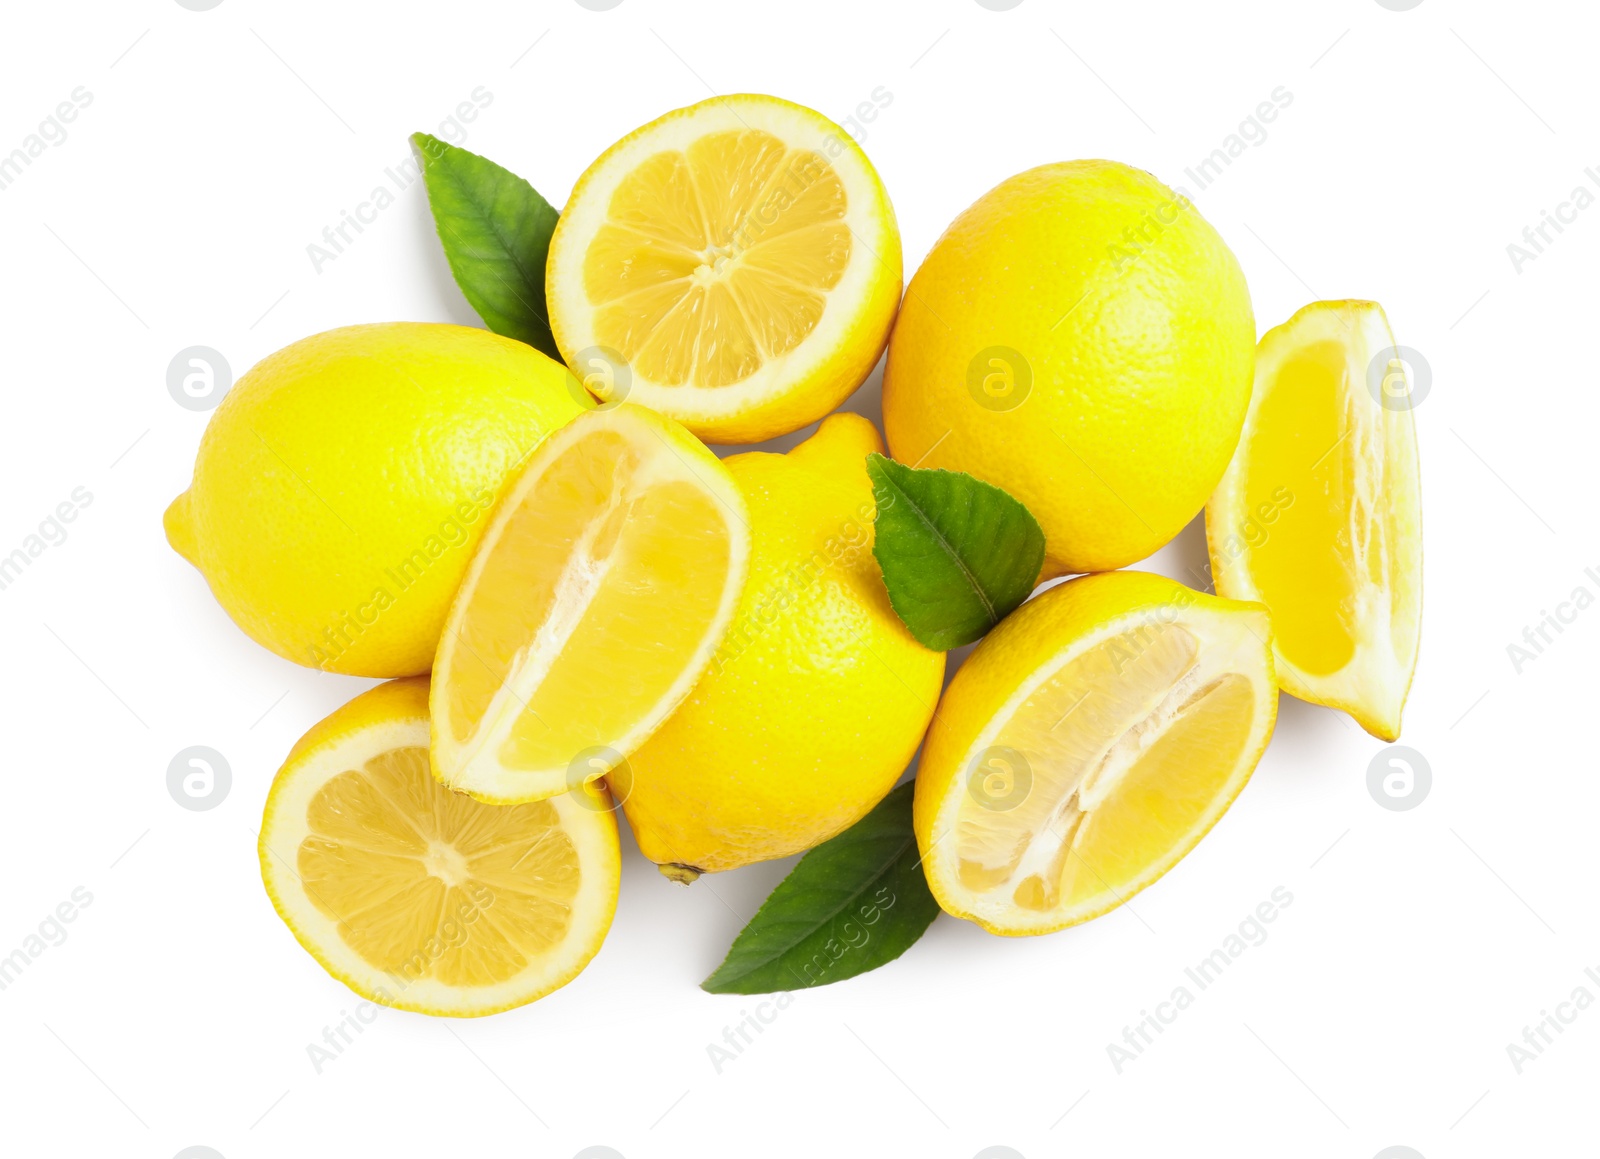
left=882, top=161, right=1255, bottom=575
left=609, top=413, right=945, bottom=878
left=164, top=323, right=584, bottom=676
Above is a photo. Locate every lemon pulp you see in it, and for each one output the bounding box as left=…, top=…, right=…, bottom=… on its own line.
left=583, top=130, right=850, bottom=388
left=1242, top=339, right=1362, bottom=676
left=1206, top=300, right=1421, bottom=740
left=431, top=405, right=749, bottom=804
left=298, top=745, right=580, bottom=987
left=955, top=623, right=1257, bottom=915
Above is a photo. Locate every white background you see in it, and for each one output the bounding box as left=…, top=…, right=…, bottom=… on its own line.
left=1, top=1, right=1594, bottom=1157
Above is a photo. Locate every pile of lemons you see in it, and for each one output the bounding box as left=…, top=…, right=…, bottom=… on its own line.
left=167, top=94, right=1419, bottom=1015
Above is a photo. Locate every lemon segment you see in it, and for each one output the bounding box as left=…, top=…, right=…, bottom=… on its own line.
left=259, top=678, right=620, bottom=1017
left=914, top=572, right=1277, bottom=936
left=430, top=404, right=750, bottom=805
left=548, top=94, right=902, bottom=444
left=1206, top=300, right=1421, bottom=740
left=612, top=413, right=945, bottom=875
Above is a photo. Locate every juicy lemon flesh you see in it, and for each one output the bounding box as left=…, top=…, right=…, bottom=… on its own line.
left=443, top=428, right=733, bottom=773
left=298, top=745, right=579, bottom=988
left=583, top=130, right=851, bottom=388
left=1243, top=339, right=1363, bottom=677
left=956, top=624, right=1257, bottom=914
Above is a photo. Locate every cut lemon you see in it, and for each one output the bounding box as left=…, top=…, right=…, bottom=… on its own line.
left=546, top=93, right=902, bottom=444
left=1206, top=300, right=1421, bottom=740
left=914, top=571, right=1277, bottom=937
left=259, top=678, right=620, bottom=1017
left=431, top=403, right=749, bottom=804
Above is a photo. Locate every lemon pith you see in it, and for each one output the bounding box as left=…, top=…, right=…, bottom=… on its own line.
left=1206, top=300, right=1421, bottom=740
left=547, top=94, right=902, bottom=444
left=259, top=678, right=620, bottom=1017
left=430, top=404, right=750, bottom=805
left=611, top=413, right=945, bottom=875
left=914, top=571, right=1277, bottom=937
left=882, top=160, right=1255, bottom=574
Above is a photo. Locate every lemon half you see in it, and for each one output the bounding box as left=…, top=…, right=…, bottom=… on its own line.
left=259, top=678, right=620, bottom=1017
left=547, top=94, right=902, bottom=444
left=914, top=572, right=1277, bottom=937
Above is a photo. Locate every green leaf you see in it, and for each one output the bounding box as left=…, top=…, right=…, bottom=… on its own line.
left=701, top=782, right=939, bottom=995
left=411, top=132, right=561, bottom=359
left=865, top=452, right=1045, bottom=650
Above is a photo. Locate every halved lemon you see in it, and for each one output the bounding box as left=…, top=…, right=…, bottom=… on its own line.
left=431, top=403, right=749, bottom=804
left=1206, top=300, right=1421, bottom=740
left=259, top=678, right=620, bottom=1017
left=914, top=571, right=1277, bottom=937
left=546, top=93, right=902, bottom=444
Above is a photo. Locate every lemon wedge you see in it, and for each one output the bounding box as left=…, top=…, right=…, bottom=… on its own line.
left=914, top=571, right=1277, bottom=936
left=1207, top=300, right=1422, bottom=739
left=546, top=93, right=902, bottom=443
left=430, top=403, right=749, bottom=804
left=259, top=678, right=620, bottom=1017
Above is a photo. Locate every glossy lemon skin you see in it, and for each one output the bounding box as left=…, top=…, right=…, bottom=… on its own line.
left=883, top=161, right=1255, bottom=575
left=612, top=414, right=945, bottom=875
left=164, top=323, right=585, bottom=676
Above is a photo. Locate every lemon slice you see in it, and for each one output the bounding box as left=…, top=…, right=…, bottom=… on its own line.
left=1206, top=300, right=1421, bottom=740
left=914, top=571, right=1277, bottom=936
left=546, top=93, right=902, bottom=444
left=259, top=678, right=620, bottom=1017
left=430, top=403, right=749, bottom=804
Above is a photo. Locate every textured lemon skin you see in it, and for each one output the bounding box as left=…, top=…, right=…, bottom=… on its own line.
left=546, top=93, right=903, bottom=445
left=164, top=323, right=585, bottom=676
left=613, top=414, right=944, bottom=874
left=913, top=571, right=1276, bottom=936
left=258, top=677, right=621, bottom=1018
left=883, top=161, right=1255, bottom=575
